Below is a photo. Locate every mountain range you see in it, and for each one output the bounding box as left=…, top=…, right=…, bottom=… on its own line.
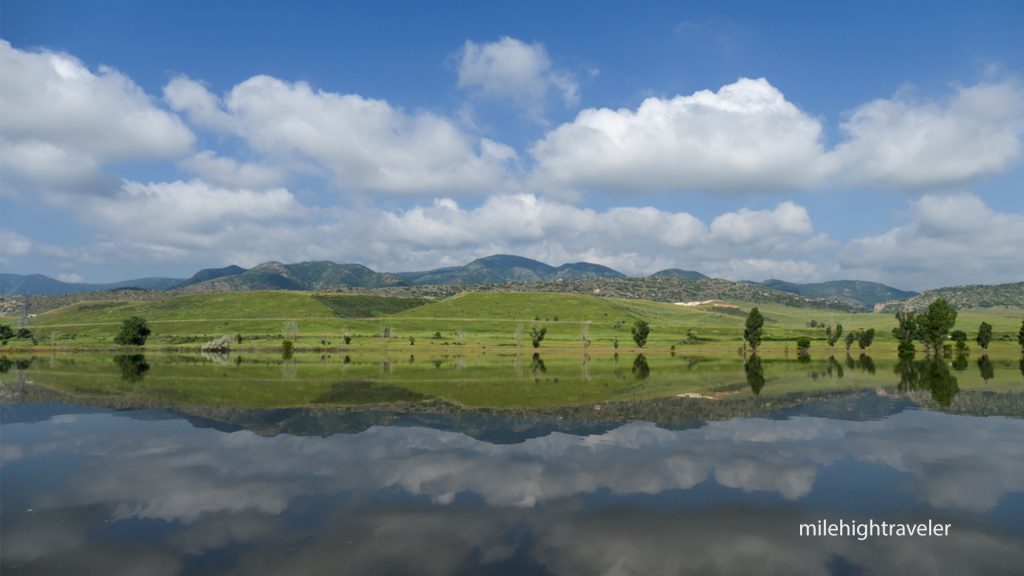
left=6, top=254, right=1014, bottom=311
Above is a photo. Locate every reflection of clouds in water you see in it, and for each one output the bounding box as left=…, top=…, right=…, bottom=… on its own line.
left=3, top=408, right=1024, bottom=574
left=7, top=411, right=1024, bottom=520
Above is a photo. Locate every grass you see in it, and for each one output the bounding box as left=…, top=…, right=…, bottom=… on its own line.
left=2, top=290, right=1021, bottom=357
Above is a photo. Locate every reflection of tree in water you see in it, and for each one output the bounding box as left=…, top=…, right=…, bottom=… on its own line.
left=842, top=353, right=875, bottom=374
left=826, top=355, right=844, bottom=379
left=894, top=356, right=960, bottom=407
left=1020, top=357, right=1024, bottom=379
left=0, top=356, right=12, bottom=373
left=113, top=354, right=149, bottom=383
left=977, top=355, right=994, bottom=382
left=857, top=354, right=875, bottom=374
left=922, top=359, right=960, bottom=407
left=530, top=353, right=547, bottom=375
left=744, top=354, right=764, bottom=395
left=581, top=353, right=591, bottom=381
left=632, top=353, right=650, bottom=380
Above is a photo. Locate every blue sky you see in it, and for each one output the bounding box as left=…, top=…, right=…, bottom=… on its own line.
left=1, top=0, right=1022, bottom=289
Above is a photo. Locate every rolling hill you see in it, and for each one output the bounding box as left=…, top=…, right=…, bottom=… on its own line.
left=875, top=282, right=1024, bottom=312
left=650, top=269, right=709, bottom=281
left=398, top=254, right=625, bottom=285
left=757, top=279, right=917, bottom=310
left=180, top=261, right=411, bottom=292
left=0, top=273, right=183, bottom=296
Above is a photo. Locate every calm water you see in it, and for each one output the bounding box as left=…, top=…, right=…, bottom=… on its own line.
left=2, top=356, right=1024, bottom=575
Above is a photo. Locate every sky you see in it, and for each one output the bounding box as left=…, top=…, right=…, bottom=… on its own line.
left=1, top=0, right=1022, bottom=290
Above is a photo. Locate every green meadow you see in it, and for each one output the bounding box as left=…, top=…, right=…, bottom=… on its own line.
left=5, top=290, right=1022, bottom=356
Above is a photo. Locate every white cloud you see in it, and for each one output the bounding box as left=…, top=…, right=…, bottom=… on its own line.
left=0, top=229, right=33, bottom=258
left=530, top=78, right=830, bottom=195
left=456, top=37, right=579, bottom=120
left=840, top=193, right=1024, bottom=289
left=529, top=77, right=1024, bottom=196
left=164, top=75, right=518, bottom=196
left=54, top=273, right=84, bottom=284
left=77, top=180, right=306, bottom=261
left=831, top=80, right=1024, bottom=188
left=178, top=150, right=285, bottom=189
left=0, top=40, right=194, bottom=194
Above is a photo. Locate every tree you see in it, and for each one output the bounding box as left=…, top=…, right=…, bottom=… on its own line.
left=844, top=330, right=857, bottom=352
left=826, top=323, right=843, bottom=350
left=114, top=316, right=151, bottom=346
left=530, top=325, right=547, bottom=348
left=796, top=336, right=811, bottom=353
left=0, top=324, right=12, bottom=344
left=857, top=328, right=875, bottom=350
left=1019, top=319, right=1024, bottom=352
left=631, top=319, right=650, bottom=348
left=743, top=308, right=764, bottom=352
left=891, top=310, right=918, bottom=343
left=918, top=299, right=957, bottom=356
left=976, top=322, right=993, bottom=350
left=951, top=330, right=969, bottom=352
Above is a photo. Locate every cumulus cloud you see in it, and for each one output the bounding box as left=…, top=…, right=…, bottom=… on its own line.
left=529, top=77, right=1024, bottom=196
left=831, top=80, right=1024, bottom=188
left=456, top=36, right=579, bottom=120
left=530, top=77, right=830, bottom=194
left=164, top=75, right=518, bottom=195
left=0, top=40, right=194, bottom=194
left=0, top=229, right=33, bottom=258
left=840, top=193, right=1024, bottom=289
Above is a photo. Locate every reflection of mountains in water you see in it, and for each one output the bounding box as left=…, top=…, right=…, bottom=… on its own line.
left=6, top=382, right=1024, bottom=443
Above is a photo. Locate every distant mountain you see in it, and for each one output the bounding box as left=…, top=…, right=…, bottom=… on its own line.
left=650, top=269, right=709, bottom=281
left=181, top=261, right=410, bottom=292
left=400, top=254, right=625, bottom=285
left=0, top=273, right=183, bottom=296
left=875, top=281, right=1024, bottom=312
left=758, top=279, right=917, bottom=310
left=175, top=265, right=247, bottom=288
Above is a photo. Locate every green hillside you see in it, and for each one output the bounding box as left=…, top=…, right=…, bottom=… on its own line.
left=878, top=282, right=1024, bottom=311
left=759, top=279, right=917, bottom=310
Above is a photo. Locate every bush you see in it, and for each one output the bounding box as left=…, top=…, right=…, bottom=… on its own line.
left=201, top=336, right=232, bottom=353
left=281, top=340, right=294, bottom=358
left=796, top=337, right=811, bottom=350
left=114, top=316, right=151, bottom=346
left=0, top=325, right=12, bottom=344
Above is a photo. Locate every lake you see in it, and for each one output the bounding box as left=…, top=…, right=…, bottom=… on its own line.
left=2, top=352, right=1023, bottom=575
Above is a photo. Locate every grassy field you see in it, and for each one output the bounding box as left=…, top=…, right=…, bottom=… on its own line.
left=2, top=290, right=1022, bottom=356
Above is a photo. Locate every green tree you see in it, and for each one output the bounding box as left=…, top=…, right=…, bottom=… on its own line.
left=857, top=328, right=875, bottom=350
left=796, top=336, right=811, bottom=352
left=1019, top=319, right=1024, bottom=352
left=891, top=310, right=919, bottom=343
left=975, top=322, right=993, bottom=350
left=918, top=299, right=957, bottom=356
left=825, top=323, right=843, bottom=350
left=631, top=319, right=650, bottom=348
left=530, top=325, right=547, bottom=348
left=114, top=316, right=151, bottom=346
left=0, top=324, right=13, bottom=344
left=844, top=330, right=858, bottom=352
left=950, top=330, right=969, bottom=352
left=743, top=308, right=764, bottom=352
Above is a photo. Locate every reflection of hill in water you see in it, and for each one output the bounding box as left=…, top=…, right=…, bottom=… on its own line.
left=6, top=381, right=1024, bottom=443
